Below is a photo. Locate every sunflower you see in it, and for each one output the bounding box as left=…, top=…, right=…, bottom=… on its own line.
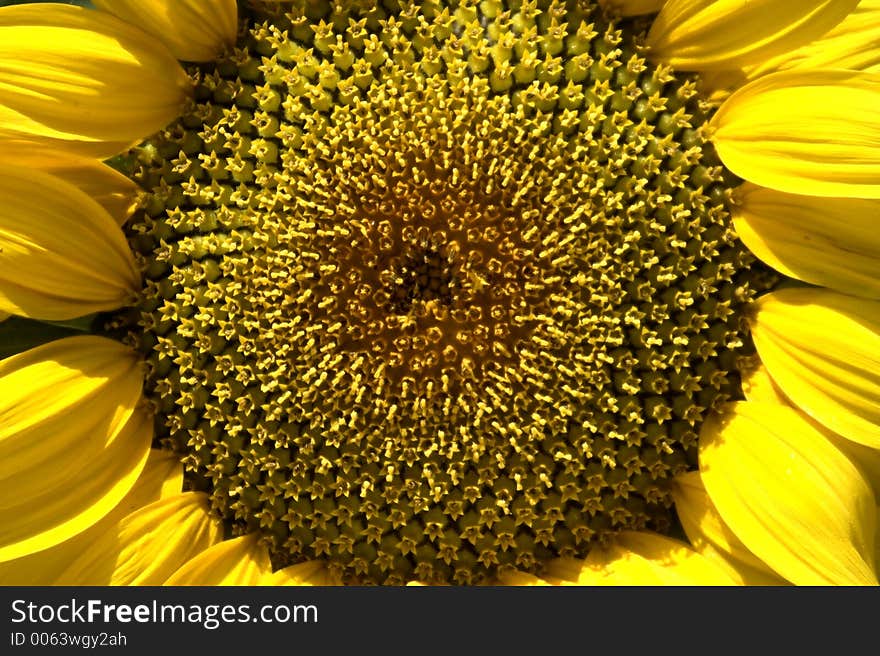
left=1, top=0, right=879, bottom=587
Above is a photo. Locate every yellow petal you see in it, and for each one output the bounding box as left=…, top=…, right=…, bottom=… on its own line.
left=270, top=560, right=341, bottom=586
left=733, top=184, right=880, bottom=299
left=647, top=0, right=857, bottom=70
left=33, top=157, right=140, bottom=226
left=823, top=430, right=880, bottom=502
left=748, top=0, right=880, bottom=77
left=711, top=70, right=880, bottom=198
left=0, top=165, right=139, bottom=320
left=673, top=471, right=788, bottom=585
left=0, top=4, right=191, bottom=159
left=712, top=3, right=880, bottom=102
left=120, top=449, right=183, bottom=507
left=0, top=311, right=8, bottom=322
left=751, top=288, right=880, bottom=450
left=0, top=145, right=140, bottom=225
left=0, top=449, right=181, bottom=585
left=737, top=363, right=880, bottom=517
left=93, top=0, right=237, bottom=63
left=165, top=534, right=277, bottom=585
left=695, top=68, right=745, bottom=102
left=57, top=492, right=222, bottom=585
left=700, top=401, right=877, bottom=585
left=0, top=136, right=135, bottom=163
left=739, top=357, right=788, bottom=405
left=546, top=531, right=737, bottom=585
left=0, top=335, right=147, bottom=562
left=736, top=358, right=880, bottom=500
left=599, top=0, right=665, bottom=17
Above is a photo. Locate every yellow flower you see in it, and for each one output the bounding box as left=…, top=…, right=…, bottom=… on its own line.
left=1, top=0, right=879, bottom=586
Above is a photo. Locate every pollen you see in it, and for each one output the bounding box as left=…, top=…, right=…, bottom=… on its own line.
left=119, top=0, right=771, bottom=585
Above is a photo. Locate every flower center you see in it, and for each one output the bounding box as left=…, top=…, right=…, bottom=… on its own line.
left=119, top=0, right=770, bottom=584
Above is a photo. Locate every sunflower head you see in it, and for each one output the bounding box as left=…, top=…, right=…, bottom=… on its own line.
left=1, top=0, right=878, bottom=588
left=111, top=0, right=774, bottom=585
